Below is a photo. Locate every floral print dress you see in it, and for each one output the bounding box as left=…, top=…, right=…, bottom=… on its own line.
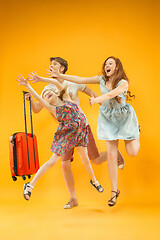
left=51, top=101, right=88, bottom=156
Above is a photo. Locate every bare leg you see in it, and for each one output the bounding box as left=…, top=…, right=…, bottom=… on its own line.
left=76, top=146, right=103, bottom=192
left=30, top=154, right=59, bottom=186
left=91, top=151, right=124, bottom=169
left=124, top=138, right=140, bottom=157
left=76, top=146, right=97, bottom=182
left=91, top=151, right=108, bottom=164
left=24, top=154, right=59, bottom=200
left=106, top=140, right=119, bottom=203
left=61, top=160, right=77, bottom=200
left=86, top=126, right=123, bottom=167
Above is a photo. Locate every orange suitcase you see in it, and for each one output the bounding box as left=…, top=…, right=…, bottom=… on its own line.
left=9, top=91, right=39, bottom=181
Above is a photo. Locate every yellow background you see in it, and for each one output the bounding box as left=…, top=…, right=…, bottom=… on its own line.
left=1, top=0, right=160, bottom=239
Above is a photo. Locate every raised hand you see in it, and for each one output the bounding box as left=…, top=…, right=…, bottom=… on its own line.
left=45, top=66, right=60, bottom=79
left=16, top=75, right=29, bottom=86
left=25, top=92, right=32, bottom=101
left=89, top=92, right=96, bottom=108
left=46, top=69, right=52, bottom=76
left=50, top=69, right=60, bottom=78
left=45, top=67, right=54, bottom=77
left=28, top=71, right=40, bottom=83
left=50, top=66, right=60, bottom=78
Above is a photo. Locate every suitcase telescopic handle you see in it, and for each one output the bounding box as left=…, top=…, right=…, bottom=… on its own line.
left=23, top=91, right=37, bottom=169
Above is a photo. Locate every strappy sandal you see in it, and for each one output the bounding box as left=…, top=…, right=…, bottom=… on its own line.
left=90, top=180, right=104, bottom=193
left=108, top=189, right=120, bottom=207
left=23, top=182, right=34, bottom=201
left=63, top=198, right=78, bottom=209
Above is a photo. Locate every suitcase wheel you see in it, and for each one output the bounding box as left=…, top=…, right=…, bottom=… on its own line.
left=22, top=175, right=26, bottom=180
left=12, top=176, right=17, bottom=181
left=28, top=175, right=31, bottom=179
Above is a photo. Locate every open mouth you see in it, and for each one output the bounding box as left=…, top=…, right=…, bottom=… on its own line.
left=107, top=69, right=111, bottom=73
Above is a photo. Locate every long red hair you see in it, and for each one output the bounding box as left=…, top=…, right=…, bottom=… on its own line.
left=102, top=56, right=134, bottom=103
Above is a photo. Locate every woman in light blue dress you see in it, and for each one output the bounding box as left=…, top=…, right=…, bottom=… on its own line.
left=51, top=56, right=140, bottom=206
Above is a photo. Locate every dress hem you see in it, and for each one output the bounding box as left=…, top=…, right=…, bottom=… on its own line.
left=51, top=144, right=88, bottom=156
left=97, top=136, right=139, bottom=141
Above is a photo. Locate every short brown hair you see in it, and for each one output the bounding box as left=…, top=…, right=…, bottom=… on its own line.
left=50, top=57, right=68, bottom=73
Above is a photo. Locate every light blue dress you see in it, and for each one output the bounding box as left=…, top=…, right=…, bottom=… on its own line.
left=97, top=76, right=140, bottom=141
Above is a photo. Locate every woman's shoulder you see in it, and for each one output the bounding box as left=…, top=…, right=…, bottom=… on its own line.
left=118, top=79, right=128, bottom=85
left=98, top=75, right=105, bottom=84
left=117, top=79, right=129, bottom=88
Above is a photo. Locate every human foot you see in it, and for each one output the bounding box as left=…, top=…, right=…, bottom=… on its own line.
left=63, top=198, right=78, bottom=209
left=117, top=151, right=125, bottom=169
left=108, top=189, right=120, bottom=207
left=90, top=180, right=104, bottom=193
left=23, top=182, right=34, bottom=200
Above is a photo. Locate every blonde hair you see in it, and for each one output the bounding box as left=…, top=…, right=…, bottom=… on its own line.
left=42, top=88, right=58, bottom=99
left=42, top=86, right=74, bottom=101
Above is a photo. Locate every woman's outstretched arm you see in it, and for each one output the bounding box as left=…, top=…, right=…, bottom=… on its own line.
left=29, top=72, right=64, bottom=92
left=16, top=75, right=56, bottom=114
left=49, top=69, right=99, bottom=84
left=90, top=81, right=128, bottom=105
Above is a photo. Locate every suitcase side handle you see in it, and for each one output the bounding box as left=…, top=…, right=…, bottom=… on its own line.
left=23, top=91, right=37, bottom=169
left=12, top=133, right=18, bottom=176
